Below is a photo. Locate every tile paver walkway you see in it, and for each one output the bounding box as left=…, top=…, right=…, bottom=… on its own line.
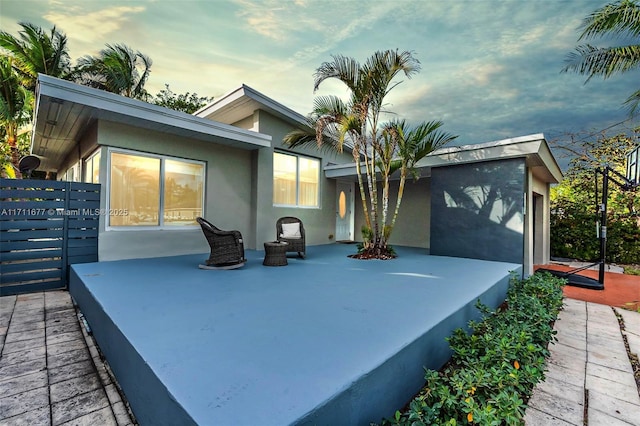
left=524, top=298, right=640, bottom=425
left=0, top=291, right=135, bottom=426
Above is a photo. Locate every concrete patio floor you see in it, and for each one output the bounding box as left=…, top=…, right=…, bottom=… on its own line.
left=68, top=245, right=519, bottom=425
left=1, top=248, right=639, bottom=425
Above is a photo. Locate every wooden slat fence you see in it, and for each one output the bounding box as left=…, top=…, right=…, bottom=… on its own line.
left=0, top=178, right=100, bottom=296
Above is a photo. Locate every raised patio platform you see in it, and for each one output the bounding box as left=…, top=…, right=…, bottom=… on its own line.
left=69, top=244, right=521, bottom=426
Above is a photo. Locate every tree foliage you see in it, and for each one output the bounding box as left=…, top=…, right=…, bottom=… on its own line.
left=0, top=21, right=212, bottom=178
left=0, top=56, right=32, bottom=177
left=151, top=84, right=214, bottom=113
left=284, top=50, right=457, bottom=258
left=563, top=0, right=640, bottom=114
left=72, top=43, right=152, bottom=100
left=0, top=22, right=71, bottom=90
left=550, top=130, right=640, bottom=264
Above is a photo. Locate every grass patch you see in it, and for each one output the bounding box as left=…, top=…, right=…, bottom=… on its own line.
left=378, top=272, right=566, bottom=426
left=622, top=264, right=640, bottom=276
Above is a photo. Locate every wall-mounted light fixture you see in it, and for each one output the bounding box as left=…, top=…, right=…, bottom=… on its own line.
left=45, top=98, right=64, bottom=126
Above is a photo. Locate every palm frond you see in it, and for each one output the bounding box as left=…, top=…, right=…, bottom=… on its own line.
left=362, top=50, right=421, bottom=115
left=283, top=115, right=345, bottom=154
left=563, top=43, right=640, bottom=79
left=312, top=95, right=348, bottom=117
left=0, top=56, right=31, bottom=135
left=313, top=54, right=360, bottom=93
left=396, top=120, right=457, bottom=166
left=579, top=0, right=640, bottom=40
left=71, top=43, right=152, bottom=98
left=623, top=87, right=640, bottom=114
left=0, top=22, right=70, bottom=89
left=282, top=126, right=316, bottom=148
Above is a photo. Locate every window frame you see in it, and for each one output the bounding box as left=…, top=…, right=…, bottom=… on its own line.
left=272, top=150, right=321, bottom=209
left=83, top=149, right=101, bottom=184
left=62, top=162, right=79, bottom=182
left=105, top=147, right=206, bottom=231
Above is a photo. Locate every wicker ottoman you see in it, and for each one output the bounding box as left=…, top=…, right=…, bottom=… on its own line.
left=263, top=241, right=288, bottom=266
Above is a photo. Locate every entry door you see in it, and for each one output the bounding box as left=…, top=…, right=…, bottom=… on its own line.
left=335, top=181, right=354, bottom=241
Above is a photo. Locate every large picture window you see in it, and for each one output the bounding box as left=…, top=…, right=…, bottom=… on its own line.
left=108, top=150, right=204, bottom=228
left=273, top=152, right=319, bottom=207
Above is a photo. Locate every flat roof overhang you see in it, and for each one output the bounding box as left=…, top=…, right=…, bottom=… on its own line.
left=32, top=75, right=272, bottom=171
left=324, top=134, right=563, bottom=184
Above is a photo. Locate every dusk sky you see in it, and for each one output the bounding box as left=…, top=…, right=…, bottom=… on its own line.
left=2, top=0, right=638, bottom=160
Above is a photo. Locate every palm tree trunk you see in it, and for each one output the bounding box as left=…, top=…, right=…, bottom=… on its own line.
left=353, top=146, right=371, bottom=232
left=6, top=127, right=22, bottom=178
left=362, top=152, right=376, bottom=249
left=389, top=167, right=408, bottom=234
left=368, top=149, right=380, bottom=248
left=380, top=161, right=391, bottom=247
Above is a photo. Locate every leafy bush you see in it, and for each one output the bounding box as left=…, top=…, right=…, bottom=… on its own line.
left=551, top=204, right=640, bottom=265
left=379, top=272, right=565, bottom=426
left=549, top=131, right=640, bottom=265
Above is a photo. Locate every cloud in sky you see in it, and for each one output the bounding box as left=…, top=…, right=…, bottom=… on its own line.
left=43, top=2, right=145, bottom=45
left=1, top=0, right=638, bottom=149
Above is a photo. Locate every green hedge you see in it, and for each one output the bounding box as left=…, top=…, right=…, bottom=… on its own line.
left=551, top=210, right=640, bottom=265
left=379, top=272, right=565, bottom=426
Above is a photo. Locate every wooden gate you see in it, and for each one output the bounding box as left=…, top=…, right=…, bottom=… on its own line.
left=0, top=178, right=100, bottom=296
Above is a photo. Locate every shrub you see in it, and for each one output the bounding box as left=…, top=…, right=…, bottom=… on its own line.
left=379, top=272, right=565, bottom=426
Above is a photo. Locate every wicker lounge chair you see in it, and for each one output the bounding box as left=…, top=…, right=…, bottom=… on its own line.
left=276, top=216, right=306, bottom=258
left=196, top=217, right=246, bottom=269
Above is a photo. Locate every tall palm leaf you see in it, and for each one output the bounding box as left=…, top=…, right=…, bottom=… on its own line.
left=563, top=0, right=640, bottom=113
left=285, top=49, right=451, bottom=256
left=72, top=44, right=152, bottom=100
left=0, top=22, right=71, bottom=91
left=0, top=56, right=33, bottom=177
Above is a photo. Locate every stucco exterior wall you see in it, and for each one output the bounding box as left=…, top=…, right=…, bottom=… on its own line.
left=352, top=178, right=431, bottom=249
left=253, top=110, right=351, bottom=249
left=95, top=120, right=253, bottom=261
left=58, top=122, right=99, bottom=179
left=430, top=159, right=526, bottom=265
left=524, top=172, right=551, bottom=275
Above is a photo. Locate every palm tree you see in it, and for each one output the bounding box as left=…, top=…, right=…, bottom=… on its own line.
left=72, top=44, right=152, bottom=100
left=563, top=0, right=640, bottom=114
left=0, top=56, right=33, bottom=177
left=0, top=22, right=71, bottom=91
left=284, top=49, right=456, bottom=257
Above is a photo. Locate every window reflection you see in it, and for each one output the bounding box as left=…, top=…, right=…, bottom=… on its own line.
left=164, top=160, right=203, bottom=225
left=110, top=153, right=160, bottom=226
left=84, top=151, right=100, bottom=184
left=273, top=152, right=297, bottom=205
left=108, top=151, right=204, bottom=227
left=273, top=152, right=319, bottom=207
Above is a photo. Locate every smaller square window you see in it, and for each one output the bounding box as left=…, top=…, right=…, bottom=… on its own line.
left=273, top=152, right=319, bottom=207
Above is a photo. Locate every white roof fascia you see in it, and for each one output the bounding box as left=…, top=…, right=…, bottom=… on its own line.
left=37, top=75, right=271, bottom=148
left=421, top=134, right=547, bottom=167
left=196, top=84, right=309, bottom=128
left=325, top=134, right=563, bottom=183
